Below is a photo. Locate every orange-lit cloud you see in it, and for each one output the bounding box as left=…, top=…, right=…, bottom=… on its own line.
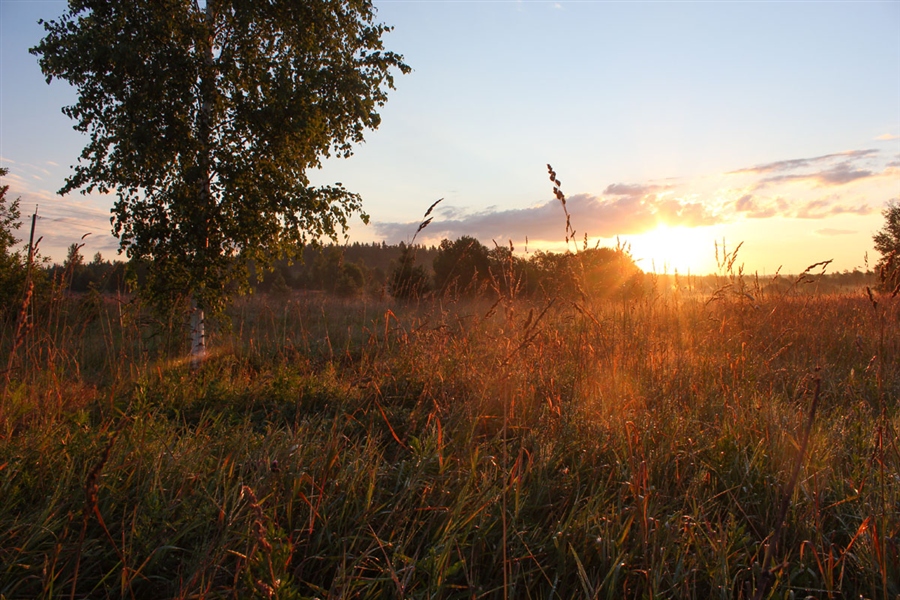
left=733, top=194, right=781, bottom=219
left=374, top=147, right=892, bottom=246
left=733, top=194, right=873, bottom=220
left=793, top=198, right=871, bottom=219
left=375, top=191, right=720, bottom=243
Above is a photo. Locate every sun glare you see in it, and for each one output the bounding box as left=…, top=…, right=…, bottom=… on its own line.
left=627, top=224, right=716, bottom=274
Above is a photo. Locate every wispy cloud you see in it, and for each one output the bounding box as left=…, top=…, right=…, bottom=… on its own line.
left=373, top=146, right=889, bottom=246
left=375, top=191, right=720, bottom=243
left=760, top=163, right=875, bottom=186
left=728, top=149, right=878, bottom=176
left=733, top=194, right=781, bottom=219
left=733, top=193, right=872, bottom=220
left=876, top=133, right=899, bottom=141
left=603, top=183, right=668, bottom=197
left=727, top=148, right=892, bottom=190
left=794, top=198, right=872, bottom=219
left=2, top=184, right=119, bottom=260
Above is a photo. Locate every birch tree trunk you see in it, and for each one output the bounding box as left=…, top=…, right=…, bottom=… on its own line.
left=191, top=0, right=215, bottom=369
left=190, top=300, right=206, bottom=369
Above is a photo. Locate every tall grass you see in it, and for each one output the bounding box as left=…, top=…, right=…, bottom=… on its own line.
left=0, top=264, right=897, bottom=598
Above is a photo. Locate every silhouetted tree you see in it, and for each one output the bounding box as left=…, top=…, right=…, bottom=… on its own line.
left=0, top=168, right=26, bottom=317
left=873, top=201, right=900, bottom=291
left=389, top=243, right=430, bottom=300
left=336, top=262, right=366, bottom=297
left=433, top=236, right=491, bottom=296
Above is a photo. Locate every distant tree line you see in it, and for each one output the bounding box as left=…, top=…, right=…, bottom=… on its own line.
left=33, top=200, right=898, bottom=304
left=386, top=236, right=648, bottom=301
left=251, top=236, right=649, bottom=301
left=42, top=237, right=647, bottom=302
left=49, top=245, right=129, bottom=295
left=20, top=236, right=890, bottom=309
left=0, top=194, right=891, bottom=326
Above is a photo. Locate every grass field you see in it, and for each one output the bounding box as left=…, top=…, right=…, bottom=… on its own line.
left=1, top=270, right=898, bottom=599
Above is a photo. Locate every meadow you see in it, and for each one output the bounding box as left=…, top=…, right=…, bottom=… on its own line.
left=0, top=261, right=898, bottom=599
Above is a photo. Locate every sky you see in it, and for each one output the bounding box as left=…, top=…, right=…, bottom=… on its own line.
left=1, top=0, right=899, bottom=275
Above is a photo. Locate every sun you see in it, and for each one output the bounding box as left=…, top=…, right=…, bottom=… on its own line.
left=626, top=224, right=716, bottom=274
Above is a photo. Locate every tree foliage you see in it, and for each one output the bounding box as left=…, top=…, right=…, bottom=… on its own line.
left=0, top=170, right=21, bottom=256
left=53, top=251, right=127, bottom=294
left=0, top=169, right=26, bottom=316
left=528, top=247, right=643, bottom=300
left=873, top=200, right=900, bottom=289
left=432, top=236, right=491, bottom=296
left=389, top=243, right=430, bottom=300
left=31, top=0, right=409, bottom=315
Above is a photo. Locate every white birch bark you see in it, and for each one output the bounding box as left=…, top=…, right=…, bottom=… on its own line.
left=190, top=300, right=207, bottom=368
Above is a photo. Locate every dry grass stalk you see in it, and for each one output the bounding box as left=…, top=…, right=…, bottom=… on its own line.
left=753, top=375, right=822, bottom=600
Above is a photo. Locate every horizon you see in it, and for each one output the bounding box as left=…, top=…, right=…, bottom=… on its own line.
left=33, top=237, right=885, bottom=281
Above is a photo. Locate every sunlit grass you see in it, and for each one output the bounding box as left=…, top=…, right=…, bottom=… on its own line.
left=0, top=276, right=897, bottom=598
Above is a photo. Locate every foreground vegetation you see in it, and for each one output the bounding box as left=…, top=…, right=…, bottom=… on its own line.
left=1, top=267, right=898, bottom=599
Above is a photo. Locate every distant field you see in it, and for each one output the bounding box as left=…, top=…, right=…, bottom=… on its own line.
left=1, top=275, right=897, bottom=599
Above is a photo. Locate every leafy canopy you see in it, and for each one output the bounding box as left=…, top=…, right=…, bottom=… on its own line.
left=873, top=200, right=900, bottom=288
left=31, top=0, right=409, bottom=314
left=0, top=169, right=21, bottom=260
left=389, top=243, right=430, bottom=300
left=0, top=169, right=27, bottom=315
left=432, top=236, right=491, bottom=296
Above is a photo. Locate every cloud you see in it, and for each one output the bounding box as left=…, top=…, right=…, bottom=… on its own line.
left=374, top=192, right=720, bottom=244
left=817, top=163, right=875, bottom=185
left=729, top=149, right=878, bottom=176
left=876, top=133, right=899, bottom=141
left=733, top=194, right=778, bottom=219
left=816, top=228, right=857, bottom=236
left=374, top=145, right=887, bottom=247
left=4, top=186, right=119, bottom=260
left=794, top=198, right=872, bottom=219
left=603, top=182, right=666, bottom=197
left=760, top=162, right=875, bottom=187
left=732, top=188, right=874, bottom=221
left=727, top=148, right=893, bottom=190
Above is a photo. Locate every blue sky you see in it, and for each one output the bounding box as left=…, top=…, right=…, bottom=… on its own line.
left=2, top=0, right=899, bottom=274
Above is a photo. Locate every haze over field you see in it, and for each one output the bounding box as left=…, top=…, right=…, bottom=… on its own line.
left=1, top=0, right=898, bottom=274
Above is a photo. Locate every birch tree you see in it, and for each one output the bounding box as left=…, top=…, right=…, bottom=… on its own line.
left=32, top=0, right=408, bottom=364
